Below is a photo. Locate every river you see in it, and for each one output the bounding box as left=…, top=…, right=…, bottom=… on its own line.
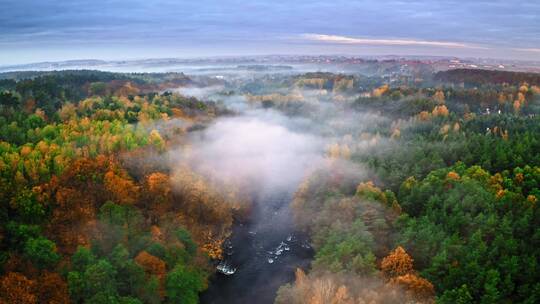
left=200, top=187, right=314, bottom=304
left=182, top=99, right=322, bottom=304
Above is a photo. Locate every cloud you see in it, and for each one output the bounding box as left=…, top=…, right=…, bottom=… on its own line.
left=302, top=33, right=486, bottom=49
left=512, top=47, right=540, bottom=53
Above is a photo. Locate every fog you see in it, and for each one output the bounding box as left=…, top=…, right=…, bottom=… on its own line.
left=275, top=269, right=417, bottom=304
left=180, top=110, right=323, bottom=194
left=173, top=86, right=225, bottom=100
left=167, top=85, right=388, bottom=199
left=138, top=66, right=400, bottom=303
left=174, top=105, right=327, bottom=302
left=166, top=71, right=391, bottom=199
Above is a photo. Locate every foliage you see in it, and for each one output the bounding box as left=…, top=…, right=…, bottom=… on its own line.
left=165, top=264, right=206, bottom=304
left=396, top=164, right=540, bottom=303
left=0, top=71, right=222, bottom=303
left=289, top=68, right=540, bottom=303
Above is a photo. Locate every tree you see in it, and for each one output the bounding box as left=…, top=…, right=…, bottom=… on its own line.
left=0, top=91, right=21, bottom=108
left=70, top=246, right=96, bottom=272
left=438, top=285, right=474, bottom=304
left=36, top=271, right=70, bottom=304
left=4, top=222, right=41, bottom=250
left=481, top=269, right=501, bottom=304
left=312, top=220, right=376, bottom=275
left=87, top=259, right=118, bottom=294
left=142, top=172, right=172, bottom=221
left=381, top=246, right=414, bottom=277
left=433, top=90, right=445, bottom=104
left=372, top=84, right=389, bottom=97
left=134, top=251, right=166, bottom=280
left=97, top=201, right=144, bottom=252
left=139, top=275, right=161, bottom=304
left=116, top=261, right=147, bottom=301
left=0, top=272, right=36, bottom=304
left=85, top=291, right=120, bottom=304
left=149, top=130, right=165, bottom=152
left=68, top=259, right=118, bottom=302
left=104, top=170, right=140, bottom=205
left=10, top=189, right=45, bottom=224
left=432, top=105, right=449, bottom=117
left=391, top=273, right=435, bottom=301
left=23, top=237, right=60, bottom=269
left=165, top=264, right=205, bottom=304
left=89, top=82, right=107, bottom=96
left=119, top=297, right=144, bottom=304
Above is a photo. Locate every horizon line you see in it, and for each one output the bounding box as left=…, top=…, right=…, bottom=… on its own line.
left=2, top=53, right=540, bottom=69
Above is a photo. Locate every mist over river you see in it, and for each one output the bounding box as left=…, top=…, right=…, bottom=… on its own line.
left=175, top=106, right=325, bottom=303
left=200, top=187, right=314, bottom=304
left=164, top=68, right=364, bottom=303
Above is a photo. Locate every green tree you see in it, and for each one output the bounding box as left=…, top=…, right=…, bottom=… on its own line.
left=71, top=246, right=97, bottom=272
left=23, top=237, right=60, bottom=269
left=165, top=264, right=205, bottom=304
left=11, top=189, right=45, bottom=223
left=438, top=284, right=474, bottom=304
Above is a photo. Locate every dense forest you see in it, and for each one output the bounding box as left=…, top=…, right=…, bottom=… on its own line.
left=0, top=67, right=539, bottom=303
left=435, top=69, right=540, bottom=87
left=273, top=69, right=540, bottom=303
left=0, top=70, right=241, bottom=303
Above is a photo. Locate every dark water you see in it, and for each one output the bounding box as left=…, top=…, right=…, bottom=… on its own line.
left=200, top=190, right=313, bottom=304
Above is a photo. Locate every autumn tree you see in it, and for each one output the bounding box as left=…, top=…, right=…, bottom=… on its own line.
left=433, top=90, right=445, bottom=104
left=391, top=273, right=435, bottom=301
left=0, top=272, right=36, bottom=304
left=141, top=172, right=172, bottom=222
left=372, top=84, right=389, bottom=97
left=381, top=246, right=414, bottom=277
left=103, top=169, right=140, bottom=205
left=275, top=269, right=417, bottom=304
left=47, top=185, right=95, bottom=254
left=381, top=247, right=435, bottom=302
left=134, top=251, right=166, bottom=280
left=432, top=105, right=449, bottom=117
left=36, top=271, right=70, bottom=304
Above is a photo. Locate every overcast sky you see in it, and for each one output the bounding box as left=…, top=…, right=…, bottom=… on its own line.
left=1, top=0, right=539, bottom=64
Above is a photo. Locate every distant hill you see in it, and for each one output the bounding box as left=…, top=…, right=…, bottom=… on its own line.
left=435, top=68, right=540, bottom=86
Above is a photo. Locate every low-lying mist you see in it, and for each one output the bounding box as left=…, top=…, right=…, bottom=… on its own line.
left=171, top=109, right=325, bottom=203
left=165, top=77, right=392, bottom=201
left=160, top=72, right=399, bottom=303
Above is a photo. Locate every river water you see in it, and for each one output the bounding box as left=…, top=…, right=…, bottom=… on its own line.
left=184, top=100, right=322, bottom=303
left=200, top=187, right=314, bottom=304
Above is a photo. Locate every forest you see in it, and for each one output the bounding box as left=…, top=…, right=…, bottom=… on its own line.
left=0, top=66, right=539, bottom=304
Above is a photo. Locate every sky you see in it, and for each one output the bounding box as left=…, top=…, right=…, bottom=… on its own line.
left=1, top=0, right=540, bottom=65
